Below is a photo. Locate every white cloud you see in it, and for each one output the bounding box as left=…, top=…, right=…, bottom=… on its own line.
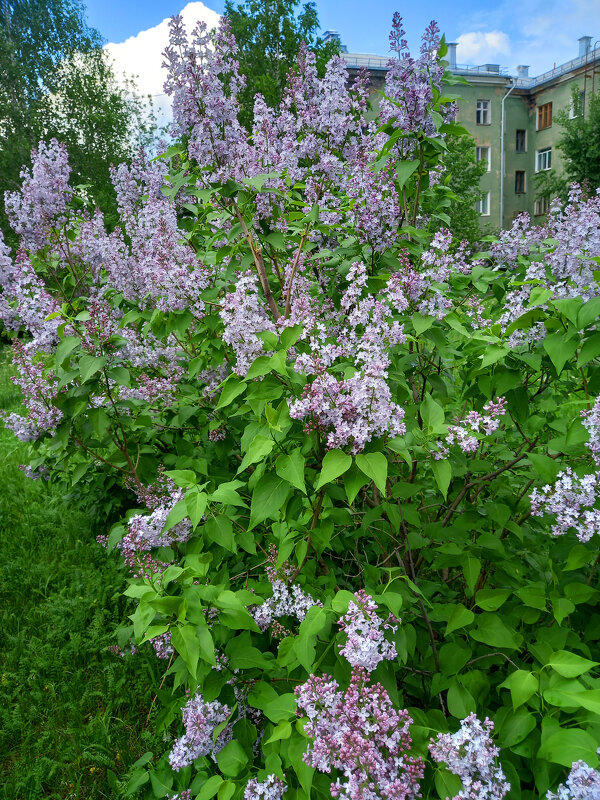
left=105, top=1, right=220, bottom=125
left=456, top=31, right=511, bottom=64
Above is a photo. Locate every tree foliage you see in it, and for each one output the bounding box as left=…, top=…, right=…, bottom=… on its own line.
left=224, top=0, right=339, bottom=128
left=0, top=0, right=154, bottom=237
left=439, top=134, right=487, bottom=243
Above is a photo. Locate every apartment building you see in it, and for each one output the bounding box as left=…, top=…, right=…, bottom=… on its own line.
left=337, top=34, right=600, bottom=229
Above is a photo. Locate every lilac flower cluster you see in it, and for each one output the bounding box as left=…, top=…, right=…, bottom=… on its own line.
left=492, top=186, right=600, bottom=344
left=530, top=467, right=600, bottom=543
left=338, top=591, right=398, bottom=672
left=169, top=692, right=231, bottom=770
left=152, top=631, right=174, bottom=660
left=288, top=262, right=410, bottom=452
left=4, top=139, right=72, bottom=250
left=220, top=271, right=276, bottom=375
left=295, top=668, right=424, bottom=800
left=252, top=549, right=321, bottom=632
left=436, top=398, right=507, bottom=458
left=581, top=397, right=600, bottom=465
left=116, top=480, right=191, bottom=578
left=380, top=15, right=447, bottom=155
left=546, top=754, right=600, bottom=799
left=1, top=341, right=63, bottom=441
left=243, top=774, right=286, bottom=800
left=429, top=713, right=510, bottom=800
left=107, top=155, right=211, bottom=317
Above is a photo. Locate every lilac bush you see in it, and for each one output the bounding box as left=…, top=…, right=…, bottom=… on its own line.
left=1, top=10, right=600, bottom=800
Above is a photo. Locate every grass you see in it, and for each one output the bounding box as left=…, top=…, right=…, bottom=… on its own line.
left=0, top=345, right=160, bottom=799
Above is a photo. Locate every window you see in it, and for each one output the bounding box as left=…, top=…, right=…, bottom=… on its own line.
left=537, top=102, right=552, bottom=129
left=515, top=171, right=526, bottom=193
left=536, top=147, right=552, bottom=171
left=476, top=100, right=490, bottom=125
left=534, top=196, right=549, bottom=215
left=476, top=146, right=491, bottom=171
left=569, top=90, right=585, bottom=119
left=477, top=192, right=490, bottom=216
left=516, top=129, right=527, bottom=152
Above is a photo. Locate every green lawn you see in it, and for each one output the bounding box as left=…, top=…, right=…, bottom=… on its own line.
left=0, top=345, right=159, bottom=799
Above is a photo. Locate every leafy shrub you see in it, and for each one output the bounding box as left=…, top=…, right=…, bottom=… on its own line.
left=2, top=12, right=600, bottom=800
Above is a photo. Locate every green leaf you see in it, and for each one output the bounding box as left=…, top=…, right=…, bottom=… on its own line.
left=218, top=782, right=235, bottom=800
left=481, top=345, right=508, bottom=368
left=343, top=463, right=369, bottom=504
left=276, top=449, right=306, bottom=493
left=262, top=692, right=297, bottom=723
left=315, top=449, right=352, bottom=490
left=171, top=624, right=200, bottom=678
left=196, top=775, right=223, bottom=800
left=446, top=604, right=475, bottom=635
left=527, top=453, right=561, bottom=483
left=264, top=720, right=292, bottom=744
left=355, top=452, right=388, bottom=495
left=447, top=682, right=476, bottom=717
left=395, top=159, right=420, bottom=189
left=548, top=650, right=599, bottom=678
left=577, top=332, right=600, bottom=366
left=421, top=394, right=445, bottom=431
left=79, top=354, right=106, bottom=383
left=474, top=589, right=511, bottom=611
left=280, top=325, right=303, bottom=349
left=216, top=740, right=248, bottom=777
left=162, top=497, right=188, bottom=533
left=185, top=489, right=208, bottom=528
left=543, top=332, right=578, bottom=374
left=165, top=469, right=197, bottom=488
left=238, top=434, right=274, bottom=473
left=538, top=728, right=599, bottom=768
left=470, top=613, right=522, bottom=649
left=246, top=355, right=274, bottom=380
left=434, top=769, right=463, bottom=800
left=500, top=670, right=539, bottom=709
left=55, top=335, right=80, bottom=366
left=432, top=459, right=452, bottom=499
left=463, top=557, right=481, bottom=595
left=216, top=376, right=246, bottom=409
left=216, top=591, right=260, bottom=632
left=498, top=709, right=537, bottom=748
left=577, top=296, right=600, bottom=329
left=249, top=475, right=290, bottom=529
left=204, top=516, right=236, bottom=552
left=412, top=313, right=434, bottom=334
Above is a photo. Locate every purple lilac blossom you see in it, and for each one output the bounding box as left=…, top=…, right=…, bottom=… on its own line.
left=581, top=397, right=600, bottom=465
left=251, top=548, right=321, bottom=632
left=436, top=398, right=507, bottom=458
left=546, top=754, right=600, bottom=799
left=169, top=692, right=231, bottom=771
left=429, top=713, right=510, bottom=800
left=5, top=139, right=72, bottom=250
left=338, top=590, right=398, bottom=672
left=295, top=667, right=424, bottom=800
left=530, top=468, right=600, bottom=542
left=243, top=775, right=286, bottom=800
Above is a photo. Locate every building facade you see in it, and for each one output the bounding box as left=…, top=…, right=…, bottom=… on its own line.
left=337, top=35, right=600, bottom=229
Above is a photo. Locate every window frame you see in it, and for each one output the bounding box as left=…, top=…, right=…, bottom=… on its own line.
left=536, top=147, right=552, bottom=172
left=477, top=191, right=491, bottom=216
left=537, top=102, right=552, bottom=130
left=569, top=90, right=585, bottom=119
left=515, top=171, right=526, bottom=194
left=534, top=196, right=549, bottom=216
left=476, top=99, right=490, bottom=125
left=515, top=129, right=527, bottom=153
left=475, top=145, right=491, bottom=171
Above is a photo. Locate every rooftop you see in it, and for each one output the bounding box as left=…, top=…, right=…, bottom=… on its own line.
left=342, top=36, right=600, bottom=89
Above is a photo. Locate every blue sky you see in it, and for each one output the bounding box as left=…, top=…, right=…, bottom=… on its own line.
left=86, top=0, right=600, bottom=75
